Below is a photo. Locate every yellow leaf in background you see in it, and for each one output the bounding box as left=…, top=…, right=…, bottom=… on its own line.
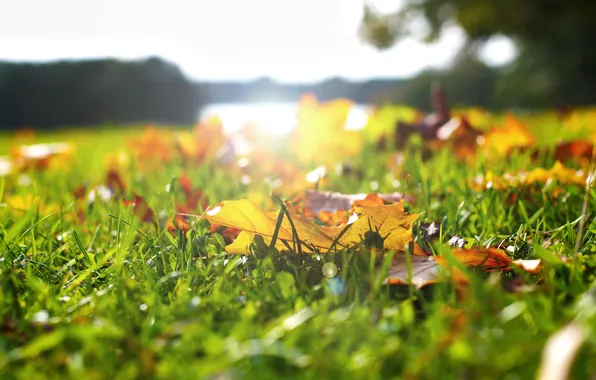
left=525, top=161, right=586, bottom=187
left=564, top=108, right=596, bottom=136
left=364, top=105, right=421, bottom=142
left=291, top=94, right=363, bottom=165
left=5, top=193, right=62, bottom=217
left=483, top=114, right=535, bottom=156
left=177, top=116, right=232, bottom=164
left=11, top=142, right=73, bottom=172
left=128, top=126, right=174, bottom=166
left=452, top=108, right=494, bottom=131
left=470, top=161, right=587, bottom=191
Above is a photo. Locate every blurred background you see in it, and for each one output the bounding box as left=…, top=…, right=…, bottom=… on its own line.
left=0, top=0, right=594, bottom=131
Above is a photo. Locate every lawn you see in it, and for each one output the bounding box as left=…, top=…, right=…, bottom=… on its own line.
left=1, top=99, right=596, bottom=379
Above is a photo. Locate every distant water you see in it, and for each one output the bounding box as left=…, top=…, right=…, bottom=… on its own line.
left=199, top=102, right=372, bottom=135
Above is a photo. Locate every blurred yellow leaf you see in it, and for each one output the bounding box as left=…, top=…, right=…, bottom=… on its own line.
left=290, top=94, right=363, bottom=165
left=176, top=117, right=231, bottom=164
left=452, top=108, right=494, bottom=131
left=483, top=114, right=535, bottom=155
left=128, top=126, right=174, bottom=168
left=364, top=105, right=421, bottom=142
left=471, top=161, right=587, bottom=191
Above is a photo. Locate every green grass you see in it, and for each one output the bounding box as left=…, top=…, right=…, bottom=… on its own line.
left=1, top=121, right=596, bottom=380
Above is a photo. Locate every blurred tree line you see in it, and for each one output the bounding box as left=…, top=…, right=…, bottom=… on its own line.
left=361, top=0, right=596, bottom=108
left=0, top=57, right=198, bottom=129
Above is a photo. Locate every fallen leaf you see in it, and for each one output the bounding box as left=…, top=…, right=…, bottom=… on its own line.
left=301, top=189, right=406, bottom=215
left=445, top=248, right=512, bottom=271
left=470, top=161, right=588, bottom=191
left=483, top=114, right=535, bottom=156
left=123, top=194, right=155, bottom=223
left=128, top=126, right=174, bottom=166
left=385, top=255, right=440, bottom=288
left=202, top=199, right=420, bottom=253
left=439, top=117, right=485, bottom=161
left=202, top=199, right=342, bottom=252
left=337, top=201, right=421, bottom=251
left=538, top=323, right=587, bottom=380
left=386, top=248, right=543, bottom=289
left=290, top=94, right=363, bottom=165
left=106, top=169, right=126, bottom=195
left=553, top=140, right=593, bottom=162
left=176, top=117, right=233, bottom=165
left=512, top=259, right=542, bottom=274
left=12, top=142, right=73, bottom=171
left=178, top=175, right=208, bottom=211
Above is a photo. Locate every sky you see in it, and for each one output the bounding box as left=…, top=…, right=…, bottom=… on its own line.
left=0, top=0, right=516, bottom=83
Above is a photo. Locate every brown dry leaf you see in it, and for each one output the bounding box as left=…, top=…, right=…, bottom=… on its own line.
left=385, top=255, right=440, bottom=288
left=432, top=117, right=484, bottom=161
left=386, top=248, right=543, bottom=289
left=123, top=194, right=155, bottom=223
left=483, top=114, right=535, bottom=156
left=301, top=189, right=405, bottom=215
left=553, top=140, right=594, bottom=162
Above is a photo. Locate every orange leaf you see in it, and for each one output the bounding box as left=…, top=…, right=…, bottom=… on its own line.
left=553, top=140, right=594, bottom=162
left=123, top=194, right=154, bottom=223
left=483, top=114, right=535, bottom=156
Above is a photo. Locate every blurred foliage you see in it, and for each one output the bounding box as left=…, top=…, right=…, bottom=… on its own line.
left=361, top=0, right=596, bottom=107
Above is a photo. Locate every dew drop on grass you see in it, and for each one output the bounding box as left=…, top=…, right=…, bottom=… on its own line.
left=325, top=277, right=345, bottom=297
left=32, top=310, right=49, bottom=324
left=322, top=262, right=338, bottom=278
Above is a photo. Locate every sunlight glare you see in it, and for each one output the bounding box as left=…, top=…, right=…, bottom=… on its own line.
left=344, top=106, right=371, bottom=130
left=200, top=102, right=297, bottom=136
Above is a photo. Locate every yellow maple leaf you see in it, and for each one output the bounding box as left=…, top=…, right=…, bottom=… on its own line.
left=202, top=199, right=420, bottom=254
left=202, top=199, right=340, bottom=251
left=337, top=201, right=422, bottom=251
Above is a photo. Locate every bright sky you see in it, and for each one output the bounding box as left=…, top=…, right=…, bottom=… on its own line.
left=0, top=0, right=516, bottom=83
